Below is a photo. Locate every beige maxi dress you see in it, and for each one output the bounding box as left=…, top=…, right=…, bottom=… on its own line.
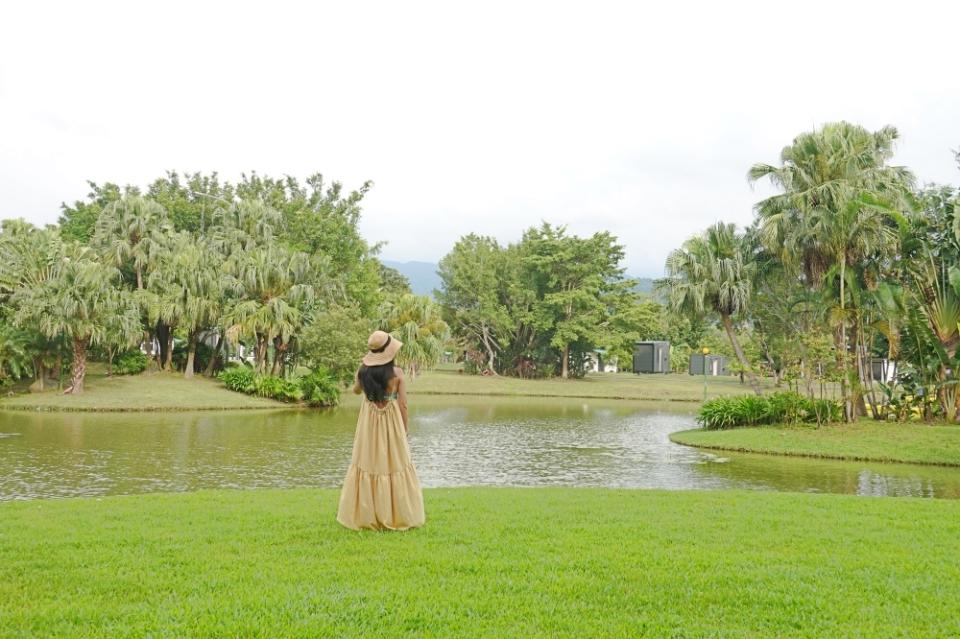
left=336, top=386, right=425, bottom=531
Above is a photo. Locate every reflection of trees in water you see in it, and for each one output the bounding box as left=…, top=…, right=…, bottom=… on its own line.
left=694, top=452, right=960, bottom=498
left=4, top=400, right=959, bottom=500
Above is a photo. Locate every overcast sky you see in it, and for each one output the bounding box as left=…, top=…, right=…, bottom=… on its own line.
left=2, top=1, right=959, bottom=276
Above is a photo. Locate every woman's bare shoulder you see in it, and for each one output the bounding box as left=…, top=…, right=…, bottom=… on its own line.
left=393, top=366, right=405, bottom=378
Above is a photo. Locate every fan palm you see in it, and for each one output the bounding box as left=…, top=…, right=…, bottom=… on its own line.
left=225, top=244, right=314, bottom=375
left=658, top=222, right=761, bottom=395
left=378, top=294, right=451, bottom=377
left=10, top=245, right=140, bottom=393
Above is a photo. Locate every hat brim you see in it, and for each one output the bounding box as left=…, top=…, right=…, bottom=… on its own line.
left=362, top=337, right=403, bottom=367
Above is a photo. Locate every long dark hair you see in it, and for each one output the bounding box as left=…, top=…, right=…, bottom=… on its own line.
left=359, top=361, right=396, bottom=401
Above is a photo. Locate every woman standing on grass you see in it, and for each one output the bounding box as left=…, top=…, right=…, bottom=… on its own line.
left=336, top=330, right=425, bottom=531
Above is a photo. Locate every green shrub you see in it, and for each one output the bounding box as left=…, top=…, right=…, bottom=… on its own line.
left=734, top=395, right=770, bottom=426
left=252, top=375, right=303, bottom=402
left=219, top=367, right=257, bottom=393
left=299, top=369, right=341, bottom=407
left=767, top=391, right=808, bottom=424
left=114, top=350, right=150, bottom=376
left=697, top=397, right=742, bottom=430
left=697, top=391, right=840, bottom=430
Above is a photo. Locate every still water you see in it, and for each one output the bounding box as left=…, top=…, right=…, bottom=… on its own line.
left=1, top=395, right=958, bottom=500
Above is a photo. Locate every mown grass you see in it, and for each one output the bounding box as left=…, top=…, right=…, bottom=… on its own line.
left=410, top=369, right=771, bottom=402
left=0, top=370, right=283, bottom=411
left=2, top=488, right=959, bottom=638
left=671, top=420, right=960, bottom=467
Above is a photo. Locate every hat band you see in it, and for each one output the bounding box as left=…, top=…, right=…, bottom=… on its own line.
left=370, top=336, right=391, bottom=354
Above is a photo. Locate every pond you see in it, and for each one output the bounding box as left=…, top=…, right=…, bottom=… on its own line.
left=1, top=395, right=959, bottom=500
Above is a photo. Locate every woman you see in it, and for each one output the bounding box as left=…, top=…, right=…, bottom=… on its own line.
left=336, top=330, right=425, bottom=531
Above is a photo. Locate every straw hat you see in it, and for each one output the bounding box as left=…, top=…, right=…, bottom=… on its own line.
left=362, top=330, right=403, bottom=367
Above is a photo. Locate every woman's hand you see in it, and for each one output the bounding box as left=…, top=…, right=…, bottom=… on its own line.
left=395, top=366, right=409, bottom=432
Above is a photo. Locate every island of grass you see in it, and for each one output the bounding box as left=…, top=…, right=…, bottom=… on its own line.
left=1, top=366, right=767, bottom=412
left=670, top=420, right=960, bottom=467
left=2, top=488, right=958, bottom=637
left=408, top=368, right=770, bottom=402
left=0, top=369, right=284, bottom=412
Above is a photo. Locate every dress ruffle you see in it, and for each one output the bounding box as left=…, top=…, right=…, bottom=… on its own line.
left=336, top=399, right=425, bottom=531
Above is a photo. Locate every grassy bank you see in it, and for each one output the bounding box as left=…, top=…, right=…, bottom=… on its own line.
left=671, top=420, right=960, bottom=467
left=410, top=369, right=770, bottom=402
left=0, top=370, right=283, bottom=411
left=2, top=488, right=958, bottom=638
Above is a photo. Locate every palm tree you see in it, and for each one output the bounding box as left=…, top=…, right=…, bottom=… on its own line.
left=749, top=122, right=914, bottom=420
left=658, top=222, right=762, bottom=395
left=92, top=195, right=171, bottom=290
left=146, top=233, right=226, bottom=378
left=377, top=294, right=451, bottom=377
left=225, top=244, right=314, bottom=375
left=10, top=245, right=140, bottom=393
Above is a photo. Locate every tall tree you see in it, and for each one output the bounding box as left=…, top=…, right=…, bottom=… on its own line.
left=749, top=122, right=914, bottom=419
left=437, top=235, right=513, bottom=374
left=658, top=222, right=762, bottom=394
left=523, top=224, right=631, bottom=379
left=9, top=245, right=140, bottom=393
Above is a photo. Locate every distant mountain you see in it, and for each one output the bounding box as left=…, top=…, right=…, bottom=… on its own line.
left=383, top=260, right=657, bottom=300
left=634, top=277, right=655, bottom=296
left=382, top=260, right=443, bottom=297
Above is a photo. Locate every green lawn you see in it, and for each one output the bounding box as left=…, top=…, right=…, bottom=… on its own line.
left=0, top=370, right=283, bottom=411
left=671, top=420, right=960, bottom=467
left=2, top=488, right=958, bottom=638
left=409, top=369, right=769, bottom=402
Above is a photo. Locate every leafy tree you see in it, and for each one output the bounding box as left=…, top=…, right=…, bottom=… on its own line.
left=523, top=223, right=633, bottom=379
left=378, top=263, right=412, bottom=295
left=299, top=305, right=372, bottom=383
left=58, top=182, right=130, bottom=243
left=437, top=235, right=513, bottom=374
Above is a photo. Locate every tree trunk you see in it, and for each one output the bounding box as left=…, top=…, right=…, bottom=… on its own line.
left=561, top=344, right=570, bottom=379
left=256, top=334, right=268, bottom=374
left=270, top=337, right=284, bottom=377
left=204, top=334, right=222, bottom=377
left=720, top=313, right=762, bottom=396
left=66, top=336, right=89, bottom=394
left=136, top=266, right=143, bottom=291
left=184, top=334, right=197, bottom=379
left=839, top=259, right=856, bottom=422
left=156, top=323, right=171, bottom=370
left=164, top=334, right=174, bottom=371
left=481, top=325, right=498, bottom=375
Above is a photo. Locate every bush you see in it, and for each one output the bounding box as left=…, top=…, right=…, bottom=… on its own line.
left=252, top=375, right=303, bottom=402
left=299, top=369, right=341, bottom=407
left=767, top=391, right=808, bottom=424
left=114, top=350, right=149, bottom=376
left=697, top=392, right=840, bottom=430
left=218, top=367, right=341, bottom=405
left=219, top=367, right=257, bottom=393
left=697, top=397, right=741, bottom=430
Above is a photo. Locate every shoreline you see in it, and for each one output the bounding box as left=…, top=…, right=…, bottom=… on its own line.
left=669, top=424, right=960, bottom=468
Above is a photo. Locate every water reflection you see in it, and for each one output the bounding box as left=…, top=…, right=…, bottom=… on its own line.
left=1, top=396, right=958, bottom=500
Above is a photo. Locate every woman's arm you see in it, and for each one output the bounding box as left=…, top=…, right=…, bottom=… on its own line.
left=395, top=367, right=409, bottom=433
left=353, top=369, right=363, bottom=395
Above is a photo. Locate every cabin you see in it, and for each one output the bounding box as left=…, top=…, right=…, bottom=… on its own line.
left=633, top=341, right=670, bottom=374
left=689, top=354, right=729, bottom=376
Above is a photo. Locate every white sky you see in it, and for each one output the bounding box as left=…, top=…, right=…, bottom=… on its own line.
left=2, top=0, right=959, bottom=276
